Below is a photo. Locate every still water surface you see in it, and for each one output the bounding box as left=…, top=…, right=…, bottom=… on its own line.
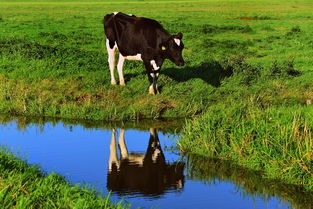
left=0, top=118, right=311, bottom=209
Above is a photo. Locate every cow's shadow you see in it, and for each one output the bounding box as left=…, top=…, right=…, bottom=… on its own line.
left=162, top=61, right=233, bottom=87
left=122, top=60, right=233, bottom=88
left=124, top=72, right=144, bottom=83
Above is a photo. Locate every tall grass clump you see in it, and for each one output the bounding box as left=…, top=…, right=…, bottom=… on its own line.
left=178, top=104, right=313, bottom=191
left=0, top=148, right=128, bottom=209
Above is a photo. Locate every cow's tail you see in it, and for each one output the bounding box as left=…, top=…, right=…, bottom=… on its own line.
left=103, top=13, right=117, bottom=49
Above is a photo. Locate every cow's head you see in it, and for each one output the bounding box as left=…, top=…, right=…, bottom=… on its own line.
left=161, top=32, right=185, bottom=66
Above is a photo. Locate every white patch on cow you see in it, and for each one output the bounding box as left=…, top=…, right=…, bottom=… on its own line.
left=174, top=38, right=181, bottom=46
left=150, top=73, right=155, bottom=78
left=156, top=73, right=159, bottom=77
left=149, top=128, right=155, bottom=137
left=127, top=14, right=133, bottom=16
left=126, top=54, right=142, bottom=61
left=177, top=180, right=183, bottom=189
left=150, top=60, right=160, bottom=71
left=152, top=148, right=161, bottom=162
left=117, top=54, right=125, bottom=85
left=106, top=38, right=118, bottom=85
left=113, top=12, right=118, bottom=16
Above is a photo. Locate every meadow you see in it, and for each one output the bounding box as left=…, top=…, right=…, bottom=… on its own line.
left=0, top=0, right=312, bottom=203
left=1, top=0, right=313, bottom=120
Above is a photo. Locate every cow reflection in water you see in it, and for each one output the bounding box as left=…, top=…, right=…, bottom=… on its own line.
left=107, top=128, right=184, bottom=196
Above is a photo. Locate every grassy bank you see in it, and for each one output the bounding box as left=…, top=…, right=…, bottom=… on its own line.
left=179, top=104, right=313, bottom=191
left=0, top=0, right=313, bottom=193
left=0, top=148, right=128, bottom=208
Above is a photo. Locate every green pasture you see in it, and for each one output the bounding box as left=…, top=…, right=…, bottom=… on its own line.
left=1, top=0, right=313, bottom=119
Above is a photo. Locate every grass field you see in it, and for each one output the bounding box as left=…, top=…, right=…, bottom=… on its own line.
left=1, top=0, right=313, bottom=120
left=0, top=0, right=312, bottom=197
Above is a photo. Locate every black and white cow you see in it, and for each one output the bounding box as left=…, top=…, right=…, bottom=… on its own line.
left=103, top=12, right=185, bottom=94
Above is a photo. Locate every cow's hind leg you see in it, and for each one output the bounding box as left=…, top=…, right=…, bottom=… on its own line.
left=109, top=129, right=119, bottom=171
left=106, top=38, right=117, bottom=85
left=118, top=129, right=128, bottom=159
left=117, top=53, right=125, bottom=85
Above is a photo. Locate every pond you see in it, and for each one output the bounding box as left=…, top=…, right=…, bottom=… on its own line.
left=0, top=116, right=312, bottom=209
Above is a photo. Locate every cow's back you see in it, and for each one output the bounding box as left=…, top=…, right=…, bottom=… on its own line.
left=103, top=13, right=137, bottom=48
left=104, top=12, right=170, bottom=56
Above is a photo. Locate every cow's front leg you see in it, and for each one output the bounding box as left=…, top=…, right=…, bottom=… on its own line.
left=144, top=60, right=160, bottom=94
left=151, top=60, right=160, bottom=94
left=149, top=72, right=160, bottom=95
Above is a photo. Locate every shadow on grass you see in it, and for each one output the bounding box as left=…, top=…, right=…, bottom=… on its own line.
left=122, top=60, right=233, bottom=88
left=124, top=72, right=145, bottom=83
left=162, top=61, right=232, bottom=87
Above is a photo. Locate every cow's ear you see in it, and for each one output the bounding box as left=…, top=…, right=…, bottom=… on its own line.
left=176, top=32, right=183, bottom=39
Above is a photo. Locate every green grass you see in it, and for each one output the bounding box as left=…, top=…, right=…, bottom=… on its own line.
left=1, top=0, right=313, bottom=120
left=179, top=104, right=313, bottom=191
left=0, top=148, right=128, bottom=209
left=0, top=0, right=313, bottom=195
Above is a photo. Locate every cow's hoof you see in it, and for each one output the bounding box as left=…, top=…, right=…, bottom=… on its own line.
left=149, top=87, right=155, bottom=95
left=111, top=80, right=117, bottom=85
left=149, top=85, right=155, bottom=94
left=120, top=80, right=125, bottom=86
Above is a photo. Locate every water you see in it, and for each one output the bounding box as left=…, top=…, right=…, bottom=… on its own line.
left=0, top=117, right=311, bottom=209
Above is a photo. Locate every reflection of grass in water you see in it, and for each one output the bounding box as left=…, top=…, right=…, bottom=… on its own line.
left=0, top=114, right=184, bottom=133
left=0, top=148, right=129, bottom=209
left=186, top=155, right=313, bottom=209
